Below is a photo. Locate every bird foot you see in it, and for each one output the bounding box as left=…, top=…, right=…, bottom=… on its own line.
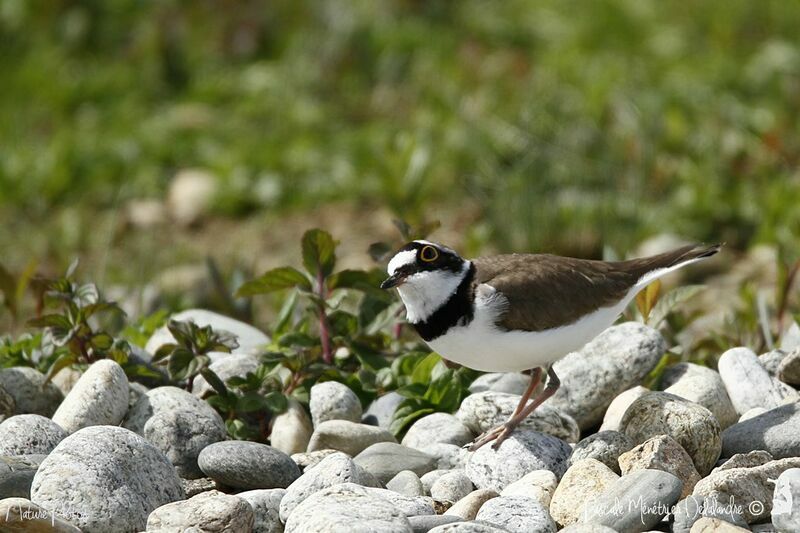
left=466, top=422, right=516, bottom=452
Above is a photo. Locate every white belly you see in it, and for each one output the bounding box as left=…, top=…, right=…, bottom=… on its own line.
left=427, top=286, right=633, bottom=372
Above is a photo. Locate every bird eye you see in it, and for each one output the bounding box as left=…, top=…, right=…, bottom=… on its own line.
left=420, top=245, right=439, bottom=262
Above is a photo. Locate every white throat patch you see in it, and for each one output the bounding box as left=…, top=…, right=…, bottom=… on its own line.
left=396, top=262, right=470, bottom=323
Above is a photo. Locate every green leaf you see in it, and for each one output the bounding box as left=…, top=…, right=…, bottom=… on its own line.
left=153, top=343, right=178, bottom=363
left=74, top=283, right=99, bottom=307
left=389, top=400, right=434, bottom=437
left=236, top=392, right=269, bottom=413
left=273, top=290, right=298, bottom=335
left=166, top=320, right=195, bottom=349
left=395, top=382, right=428, bottom=398
left=647, top=285, right=706, bottom=328
left=27, top=314, right=72, bottom=330
left=89, top=332, right=114, bottom=351
left=327, top=270, right=372, bottom=291
left=236, top=267, right=312, bottom=297
left=167, top=349, right=207, bottom=381
left=44, top=351, right=78, bottom=384
left=263, top=391, right=288, bottom=413
left=411, top=352, right=441, bottom=383
left=206, top=393, right=236, bottom=412
left=301, top=229, right=337, bottom=278
left=200, top=367, right=229, bottom=396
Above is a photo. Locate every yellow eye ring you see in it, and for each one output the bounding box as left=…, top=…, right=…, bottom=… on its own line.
left=420, top=245, right=439, bottom=262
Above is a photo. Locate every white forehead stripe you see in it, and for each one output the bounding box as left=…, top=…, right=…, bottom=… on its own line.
left=387, top=250, right=417, bottom=275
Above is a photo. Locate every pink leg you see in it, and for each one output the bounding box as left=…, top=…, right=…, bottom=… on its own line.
left=468, top=367, right=561, bottom=451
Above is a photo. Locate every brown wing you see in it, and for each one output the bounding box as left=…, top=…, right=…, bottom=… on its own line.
left=473, top=244, right=719, bottom=332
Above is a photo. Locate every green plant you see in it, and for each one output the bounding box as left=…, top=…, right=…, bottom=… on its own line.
left=151, top=319, right=238, bottom=392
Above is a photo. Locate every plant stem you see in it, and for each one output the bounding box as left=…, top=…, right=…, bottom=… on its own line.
left=316, top=270, right=332, bottom=364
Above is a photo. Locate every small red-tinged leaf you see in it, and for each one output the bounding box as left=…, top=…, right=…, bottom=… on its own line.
left=236, top=267, right=311, bottom=297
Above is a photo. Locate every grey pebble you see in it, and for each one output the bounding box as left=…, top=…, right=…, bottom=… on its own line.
left=420, top=442, right=469, bottom=470
left=309, top=381, right=362, bottom=426
left=198, top=440, right=301, bottom=490
left=191, top=352, right=260, bottom=396
left=569, top=430, right=634, bottom=474
left=0, top=367, right=63, bottom=417
left=0, top=454, right=47, bottom=499
left=388, top=470, right=426, bottom=497
left=145, top=489, right=254, bottom=532
left=619, top=391, right=721, bottom=475
left=475, top=495, right=556, bottom=533
left=422, top=470, right=452, bottom=495
left=364, top=391, right=405, bottom=428
left=581, top=469, right=683, bottom=532
left=0, top=497, right=81, bottom=532
left=548, top=322, right=666, bottom=430
left=291, top=448, right=338, bottom=471
left=355, top=442, right=437, bottom=485
left=468, top=373, right=532, bottom=395
left=0, top=383, right=15, bottom=421
left=307, top=419, right=396, bottom=456
left=466, top=429, right=572, bottom=492
left=661, top=362, right=739, bottom=429
left=237, top=488, right=286, bottom=533
left=125, top=385, right=227, bottom=478
left=271, top=398, right=314, bottom=455
left=429, top=521, right=508, bottom=532
left=52, top=360, right=129, bottom=434
left=30, top=425, right=184, bottom=533
left=599, top=386, right=649, bottom=432
left=456, top=391, right=579, bottom=443
left=444, top=489, right=499, bottom=520
left=366, top=486, right=436, bottom=516
left=283, top=483, right=413, bottom=533
left=430, top=470, right=473, bottom=504
left=409, top=514, right=464, bottom=533
left=778, top=348, right=800, bottom=386
left=0, top=414, right=67, bottom=455
left=718, top=347, right=794, bottom=414
left=721, top=403, right=800, bottom=459
left=403, top=413, right=475, bottom=449
left=279, top=451, right=380, bottom=521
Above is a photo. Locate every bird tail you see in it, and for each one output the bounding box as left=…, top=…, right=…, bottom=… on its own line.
left=627, top=243, right=721, bottom=287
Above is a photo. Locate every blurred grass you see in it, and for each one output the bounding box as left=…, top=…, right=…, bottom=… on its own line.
left=1, top=0, right=799, bottom=272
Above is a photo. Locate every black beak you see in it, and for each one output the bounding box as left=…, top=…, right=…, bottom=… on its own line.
left=380, top=273, right=406, bottom=289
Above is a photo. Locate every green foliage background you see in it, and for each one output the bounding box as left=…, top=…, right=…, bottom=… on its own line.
left=1, top=0, right=799, bottom=265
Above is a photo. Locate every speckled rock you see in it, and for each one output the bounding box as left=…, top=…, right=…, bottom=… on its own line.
left=619, top=434, right=701, bottom=498
left=124, top=386, right=227, bottom=478
left=599, top=386, right=649, bottom=432
left=0, top=384, right=15, bottom=421
left=364, top=391, right=404, bottom=429
left=620, top=391, right=721, bottom=475
left=468, top=373, right=533, bottom=395
left=409, top=515, right=464, bottom=532
left=0, top=497, right=81, bottom=532
left=428, top=522, right=507, bottom=533
left=279, top=452, right=380, bottom=521
left=693, top=457, right=800, bottom=524
left=456, top=391, right=579, bottom=443
left=581, top=469, right=683, bottom=532
left=145, top=308, right=270, bottom=356
left=191, top=352, right=260, bottom=396
left=0, top=367, right=63, bottom=417
left=284, top=483, right=412, bottom=533
left=0, top=454, right=46, bottom=498
left=30, top=425, right=184, bottom=533
left=718, top=347, right=796, bottom=414
left=689, top=517, right=750, bottom=532
left=778, top=348, right=800, bottom=386
left=721, top=403, right=800, bottom=459
left=355, top=442, right=437, bottom=485
left=387, top=470, right=425, bottom=497
left=181, top=476, right=218, bottom=497
left=128, top=381, right=149, bottom=410
left=146, top=490, right=254, bottom=532
left=476, top=495, right=556, bottom=533
left=52, top=360, right=129, bottom=434
left=421, top=470, right=451, bottom=495
left=569, top=431, right=634, bottom=474
left=198, top=440, right=301, bottom=490
left=661, top=362, right=739, bottom=429
left=739, top=407, right=768, bottom=422
left=309, top=381, right=363, bottom=426
left=549, top=322, right=667, bottom=430
left=365, top=486, right=435, bottom=516
left=772, top=468, right=800, bottom=532
left=49, top=366, right=82, bottom=397
left=761, top=350, right=786, bottom=377
left=291, top=449, right=338, bottom=471
left=500, top=469, right=558, bottom=507
left=237, top=488, right=286, bottom=533
left=559, top=525, right=618, bottom=533
left=403, top=413, right=474, bottom=448
left=466, top=430, right=572, bottom=492
left=444, top=489, right=499, bottom=520
left=716, top=450, right=775, bottom=471
left=431, top=471, right=473, bottom=504
left=308, top=419, right=396, bottom=456
left=549, top=459, right=619, bottom=527
left=0, top=415, right=67, bottom=455
left=420, top=443, right=469, bottom=470
left=271, top=398, right=314, bottom=455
